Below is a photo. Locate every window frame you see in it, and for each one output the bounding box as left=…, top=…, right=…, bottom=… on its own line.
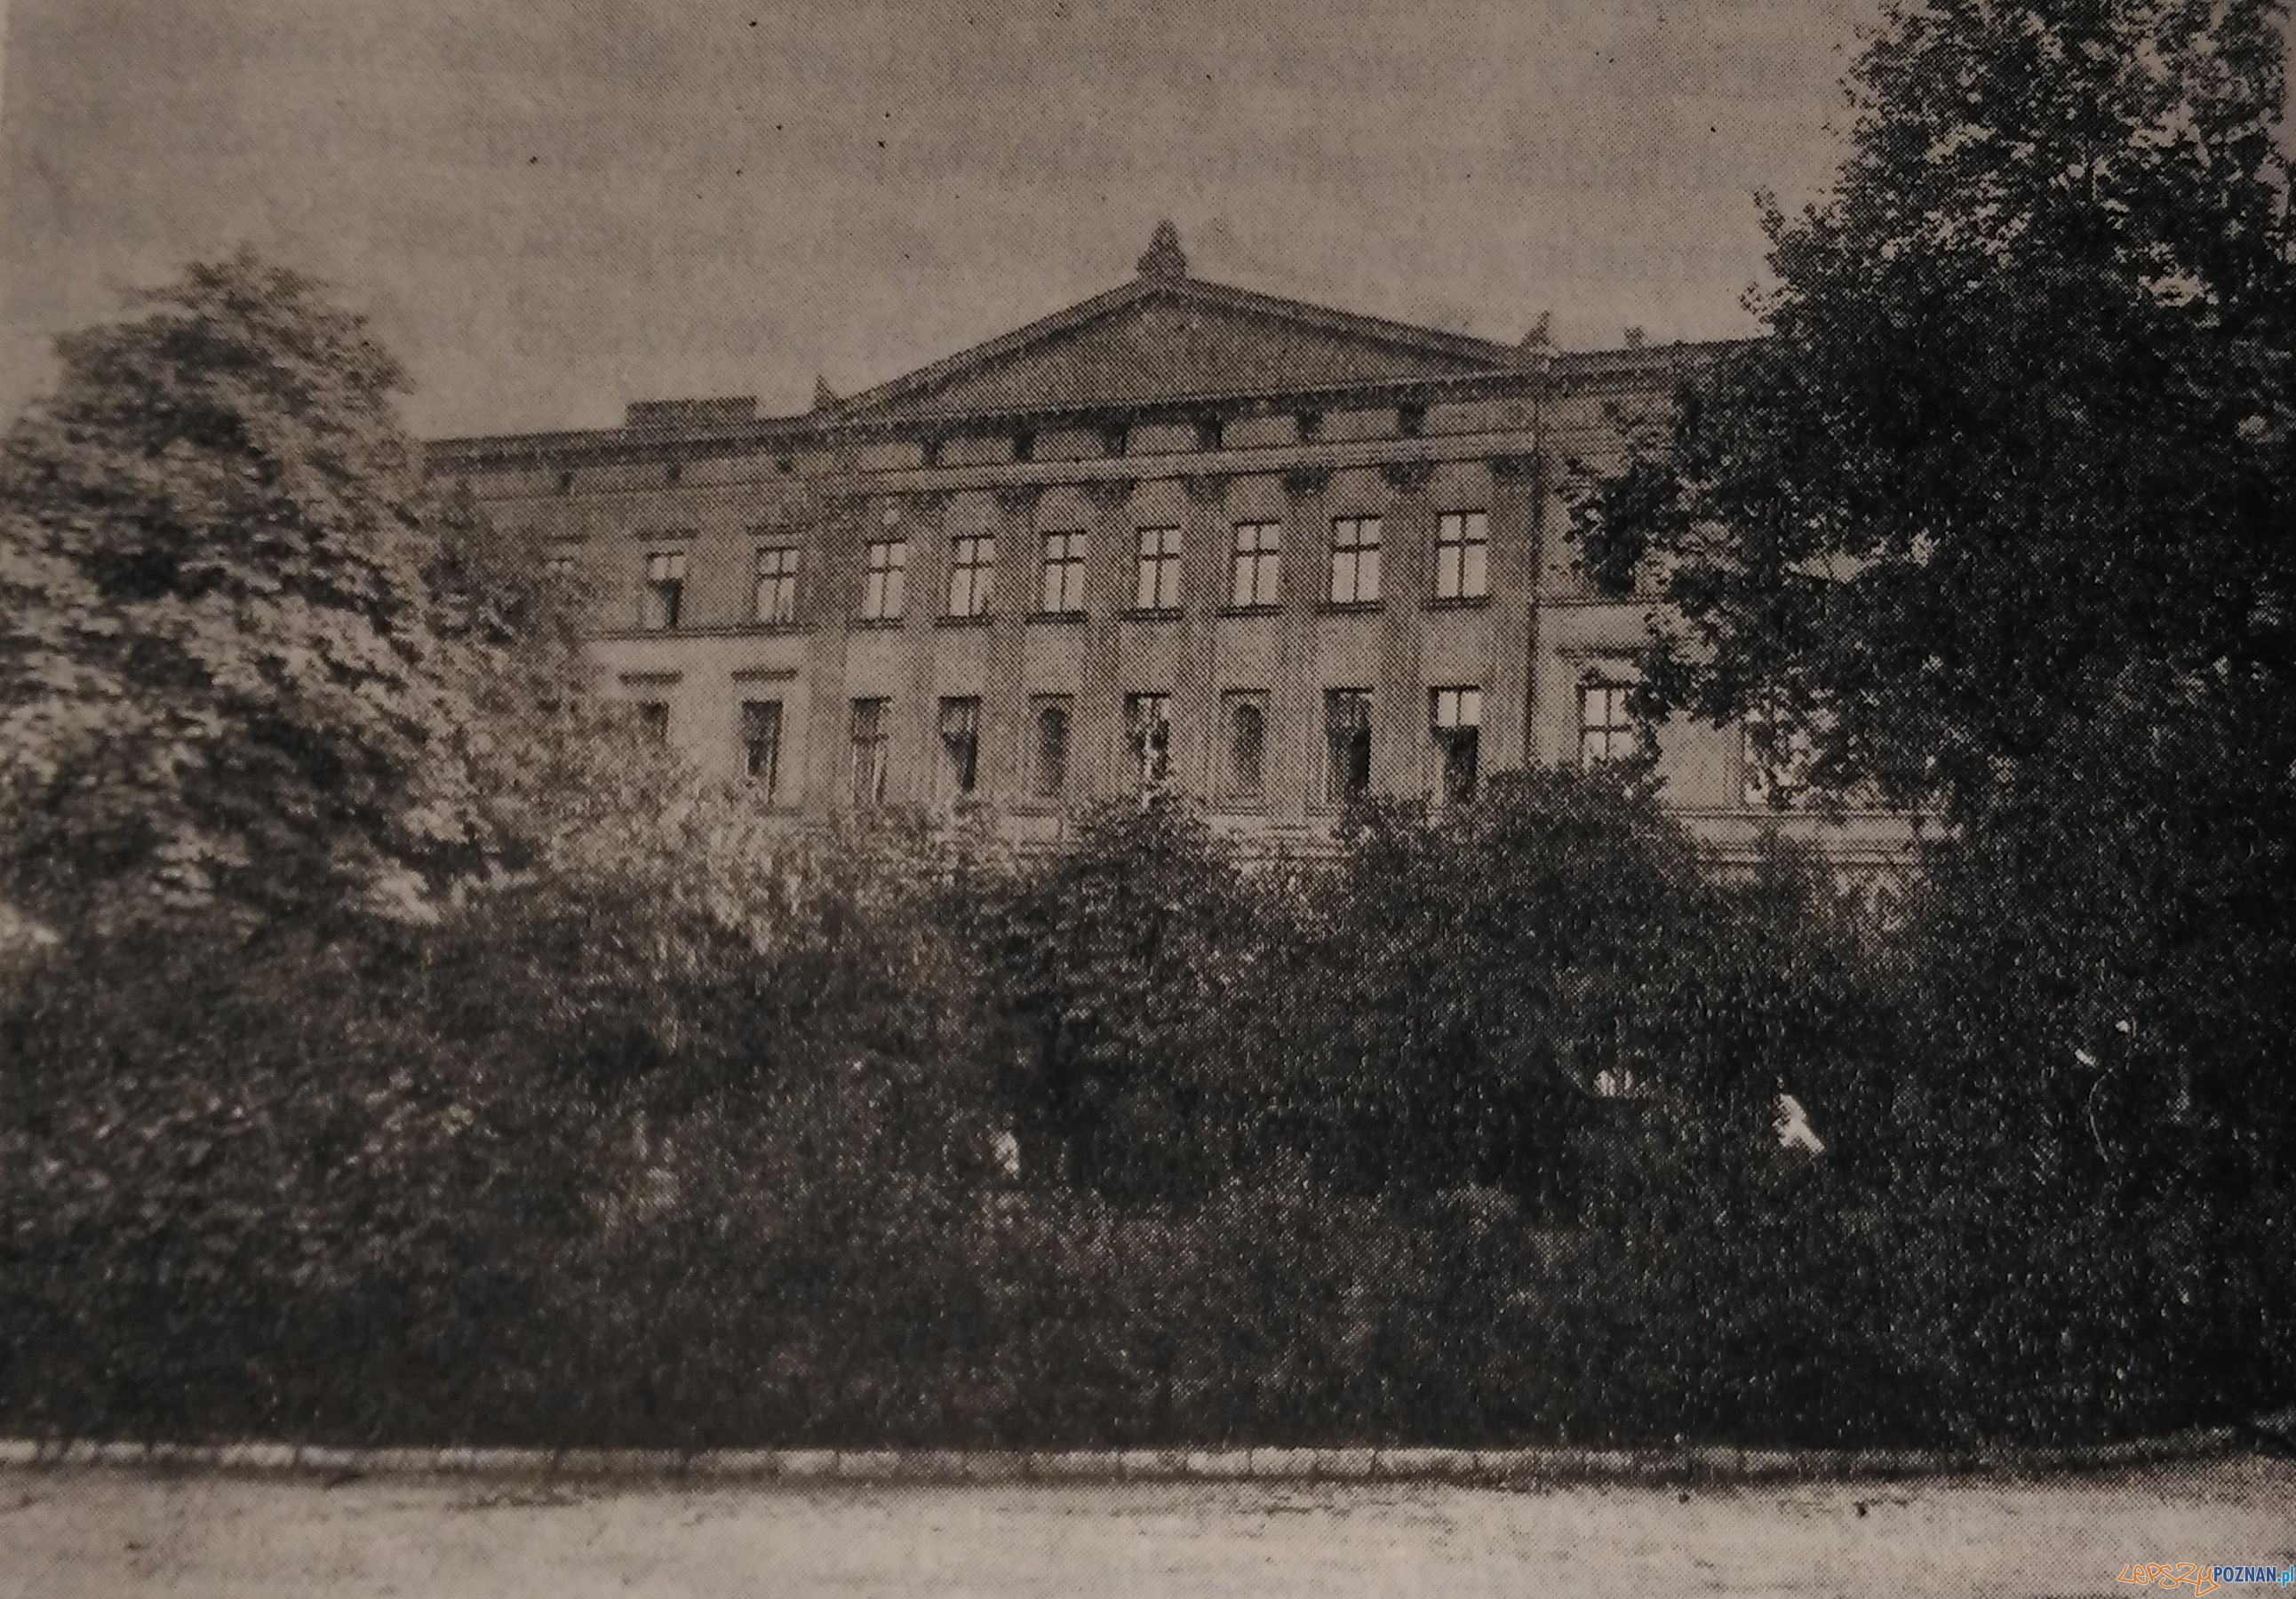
left=861, top=534, right=909, bottom=622
left=739, top=698, right=785, bottom=798
left=1432, top=510, right=1489, bottom=602
left=1327, top=515, right=1383, bottom=606
left=640, top=548, right=688, bottom=631
left=1323, top=687, right=1374, bottom=805
left=1577, top=679, right=1638, bottom=767
left=1124, top=692, right=1173, bottom=790
left=1221, top=689, right=1270, bottom=802
left=753, top=541, right=801, bottom=626
left=1029, top=695, right=1072, bottom=802
left=945, top=532, right=996, bottom=619
left=1229, top=521, right=1282, bottom=609
left=937, top=696, right=983, bottom=800
left=849, top=697, right=891, bottom=806
left=1430, top=685, right=1483, bottom=803
left=1037, top=529, right=1087, bottom=616
left=1134, top=526, right=1184, bottom=612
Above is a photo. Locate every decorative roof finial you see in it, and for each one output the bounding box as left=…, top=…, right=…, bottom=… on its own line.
left=1136, top=219, right=1188, bottom=281
left=1520, top=310, right=1554, bottom=349
left=811, top=374, right=839, bottom=410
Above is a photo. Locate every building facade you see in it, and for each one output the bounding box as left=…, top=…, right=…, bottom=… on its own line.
left=425, top=224, right=1914, bottom=891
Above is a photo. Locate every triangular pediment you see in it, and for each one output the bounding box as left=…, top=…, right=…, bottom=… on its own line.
left=838, top=277, right=1516, bottom=420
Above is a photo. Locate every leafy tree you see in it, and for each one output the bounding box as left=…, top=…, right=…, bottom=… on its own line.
left=1275, top=769, right=1890, bottom=1210
left=0, top=252, right=492, bottom=932
left=961, top=798, right=1272, bottom=1200
left=1570, top=0, right=2296, bottom=1180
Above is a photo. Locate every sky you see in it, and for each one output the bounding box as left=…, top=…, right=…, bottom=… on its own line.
left=0, top=0, right=1881, bottom=438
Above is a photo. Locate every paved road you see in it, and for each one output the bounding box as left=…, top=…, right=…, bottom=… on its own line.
left=3, top=1459, right=2290, bottom=1596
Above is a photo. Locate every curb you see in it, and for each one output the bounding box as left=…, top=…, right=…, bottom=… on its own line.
left=0, top=1426, right=2247, bottom=1487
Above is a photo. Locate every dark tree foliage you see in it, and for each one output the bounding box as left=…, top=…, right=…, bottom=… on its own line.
left=1570, top=0, right=2296, bottom=1183
left=0, top=254, right=492, bottom=933
left=960, top=798, right=1274, bottom=1201
left=1261, top=768, right=1901, bottom=1210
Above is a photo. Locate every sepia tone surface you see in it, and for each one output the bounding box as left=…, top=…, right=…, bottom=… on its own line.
left=4, top=1, right=2295, bottom=1595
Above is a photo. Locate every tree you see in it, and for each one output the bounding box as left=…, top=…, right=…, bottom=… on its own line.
left=961, top=798, right=1273, bottom=1200
left=1570, top=0, right=2296, bottom=1181
left=1273, top=770, right=1891, bottom=1210
left=0, top=252, right=490, bottom=933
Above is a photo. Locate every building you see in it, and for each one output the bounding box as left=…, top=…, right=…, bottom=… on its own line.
left=425, top=223, right=1915, bottom=895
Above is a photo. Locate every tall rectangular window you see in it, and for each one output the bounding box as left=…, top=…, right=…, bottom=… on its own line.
left=753, top=542, right=800, bottom=625
left=635, top=700, right=671, bottom=744
left=849, top=697, right=890, bottom=805
left=1578, top=680, right=1638, bottom=766
left=1038, top=530, right=1087, bottom=615
left=1134, top=526, right=1183, bottom=611
left=861, top=536, right=908, bottom=621
left=1030, top=695, right=1072, bottom=800
left=937, top=696, right=982, bottom=800
left=946, top=533, right=995, bottom=618
left=1324, top=688, right=1373, bottom=804
left=1433, top=511, right=1489, bottom=601
left=1430, top=686, right=1483, bottom=803
left=739, top=700, right=785, bottom=797
left=1328, top=516, right=1382, bottom=605
left=1124, top=693, right=1172, bottom=789
left=1230, top=521, right=1281, bottom=608
left=1221, top=690, right=1268, bottom=800
left=640, top=549, right=686, bottom=630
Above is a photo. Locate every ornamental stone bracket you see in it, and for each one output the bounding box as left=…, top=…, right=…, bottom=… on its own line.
left=1377, top=459, right=1437, bottom=494
left=1281, top=465, right=1334, bottom=499
left=1487, top=453, right=1543, bottom=485
left=993, top=483, right=1045, bottom=515
left=1080, top=476, right=1137, bottom=510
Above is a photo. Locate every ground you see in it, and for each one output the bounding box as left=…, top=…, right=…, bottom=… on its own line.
left=2, top=1458, right=2290, bottom=1597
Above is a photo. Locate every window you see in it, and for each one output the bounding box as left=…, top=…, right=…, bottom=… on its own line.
left=1433, top=511, right=1489, bottom=601
left=1431, top=687, right=1483, bottom=803
left=1295, top=410, right=1324, bottom=442
left=1124, top=693, right=1172, bottom=789
left=739, top=700, right=784, bottom=797
left=1012, top=430, right=1036, bottom=463
left=664, top=459, right=682, bottom=487
left=556, top=469, right=576, bottom=495
left=753, top=542, right=800, bottom=625
left=1195, top=417, right=1224, bottom=451
left=1324, top=688, right=1373, bottom=804
left=1031, top=696, right=1072, bottom=800
left=1222, top=691, right=1268, bottom=800
left=1397, top=402, right=1427, bottom=439
left=1230, top=522, right=1281, bottom=608
left=639, top=550, right=686, bottom=630
left=1328, top=516, right=1382, bottom=605
left=937, top=696, right=982, bottom=800
left=1578, top=680, right=1638, bottom=766
left=545, top=551, right=577, bottom=579
left=1742, top=701, right=1819, bottom=809
left=861, top=535, right=908, bottom=621
left=1134, top=526, right=1182, bottom=611
left=946, top=533, right=994, bottom=617
left=1101, top=425, right=1129, bottom=457
left=635, top=700, right=671, bottom=744
left=1038, top=530, right=1087, bottom=615
left=849, top=698, right=889, bottom=805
